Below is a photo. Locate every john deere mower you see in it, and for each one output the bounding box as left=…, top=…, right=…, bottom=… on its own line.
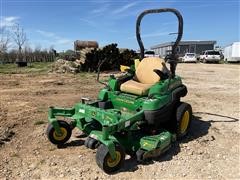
left=46, top=8, right=192, bottom=173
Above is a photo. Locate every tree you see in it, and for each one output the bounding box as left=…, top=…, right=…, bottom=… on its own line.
left=12, top=23, right=27, bottom=54
left=0, top=27, right=10, bottom=53
left=23, top=44, right=33, bottom=62
left=0, top=27, right=11, bottom=63
left=49, top=45, right=57, bottom=57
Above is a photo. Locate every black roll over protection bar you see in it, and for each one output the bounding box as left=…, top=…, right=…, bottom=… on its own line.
left=136, top=8, right=183, bottom=78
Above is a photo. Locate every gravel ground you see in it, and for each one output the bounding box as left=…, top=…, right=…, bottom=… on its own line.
left=0, top=63, right=239, bottom=179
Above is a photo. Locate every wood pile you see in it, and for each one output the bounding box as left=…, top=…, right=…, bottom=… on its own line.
left=51, top=44, right=139, bottom=73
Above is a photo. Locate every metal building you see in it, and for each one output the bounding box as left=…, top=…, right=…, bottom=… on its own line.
left=151, top=40, right=216, bottom=57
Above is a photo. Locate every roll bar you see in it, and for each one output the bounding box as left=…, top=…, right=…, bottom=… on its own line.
left=136, top=8, right=183, bottom=77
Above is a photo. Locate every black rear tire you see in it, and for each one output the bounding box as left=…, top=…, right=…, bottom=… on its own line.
left=96, top=144, right=125, bottom=174
left=176, top=102, right=192, bottom=140
left=47, top=120, right=72, bottom=145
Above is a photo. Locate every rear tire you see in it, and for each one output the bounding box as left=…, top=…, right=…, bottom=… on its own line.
left=176, top=103, right=192, bottom=140
left=96, top=144, right=125, bottom=174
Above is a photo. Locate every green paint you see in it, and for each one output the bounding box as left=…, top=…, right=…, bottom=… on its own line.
left=47, top=74, right=183, bottom=159
left=140, top=131, right=172, bottom=151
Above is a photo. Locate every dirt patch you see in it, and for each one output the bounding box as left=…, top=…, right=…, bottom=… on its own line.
left=0, top=63, right=239, bottom=179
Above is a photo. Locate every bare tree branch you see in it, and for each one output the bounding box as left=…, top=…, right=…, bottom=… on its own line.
left=0, top=27, right=11, bottom=53
left=12, top=23, right=27, bottom=53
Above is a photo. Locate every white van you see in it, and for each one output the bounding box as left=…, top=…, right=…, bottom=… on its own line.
left=224, top=42, right=240, bottom=62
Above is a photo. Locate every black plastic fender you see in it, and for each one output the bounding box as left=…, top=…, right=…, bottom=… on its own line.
left=144, top=85, right=188, bottom=125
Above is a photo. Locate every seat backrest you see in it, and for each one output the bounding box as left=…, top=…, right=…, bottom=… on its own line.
left=135, top=57, right=165, bottom=84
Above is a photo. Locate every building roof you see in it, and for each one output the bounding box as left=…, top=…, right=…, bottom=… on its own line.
left=151, top=40, right=217, bottom=49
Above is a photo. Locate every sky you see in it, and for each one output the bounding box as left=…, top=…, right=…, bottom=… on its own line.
left=0, top=0, right=239, bottom=51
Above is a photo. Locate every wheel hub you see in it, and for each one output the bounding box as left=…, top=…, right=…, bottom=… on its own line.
left=106, top=151, right=121, bottom=168
left=180, top=111, right=189, bottom=133
left=53, top=127, right=67, bottom=141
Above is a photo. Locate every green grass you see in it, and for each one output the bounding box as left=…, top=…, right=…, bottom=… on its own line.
left=0, top=62, right=53, bottom=74
left=34, top=120, right=46, bottom=125
left=11, top=153, right=20, bottom=158
left=77, top=71, right=96, bottom=77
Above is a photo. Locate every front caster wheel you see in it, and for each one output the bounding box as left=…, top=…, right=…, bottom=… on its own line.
left=84, top=137, right=99, bottom=149
left=96, top=144, right=125, bottom=174
left=47, top=120, right=72, bottom=145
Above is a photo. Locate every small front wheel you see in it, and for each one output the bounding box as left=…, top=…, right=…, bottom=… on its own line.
left=96, top=144, right=125, bottom=173
left=47, top=120, right=72, bottom=145
left=84, top=137, right=99, bottom=149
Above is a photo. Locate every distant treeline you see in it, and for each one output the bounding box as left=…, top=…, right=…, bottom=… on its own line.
left=0, top=47, right=56, bottom=64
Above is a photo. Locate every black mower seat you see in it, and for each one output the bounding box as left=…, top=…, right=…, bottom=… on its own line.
left=120, top=57, right=166, bottom=96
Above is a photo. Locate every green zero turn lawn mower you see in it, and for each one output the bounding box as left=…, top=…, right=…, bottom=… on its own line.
left=46, top=8, right=192, bottom=173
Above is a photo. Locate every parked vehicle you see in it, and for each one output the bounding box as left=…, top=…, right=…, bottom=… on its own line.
left=224, top=42, right=240, bottom=62
left=144, top=50, right=159, bottom=57
left=182, top=53, right=197, bottom=63
left=200, top=50, right=221, bottom=63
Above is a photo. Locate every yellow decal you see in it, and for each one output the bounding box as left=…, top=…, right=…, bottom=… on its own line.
left=115, top=98, right=134, bottom=104
left=143, top=142, right=152, bottom=148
